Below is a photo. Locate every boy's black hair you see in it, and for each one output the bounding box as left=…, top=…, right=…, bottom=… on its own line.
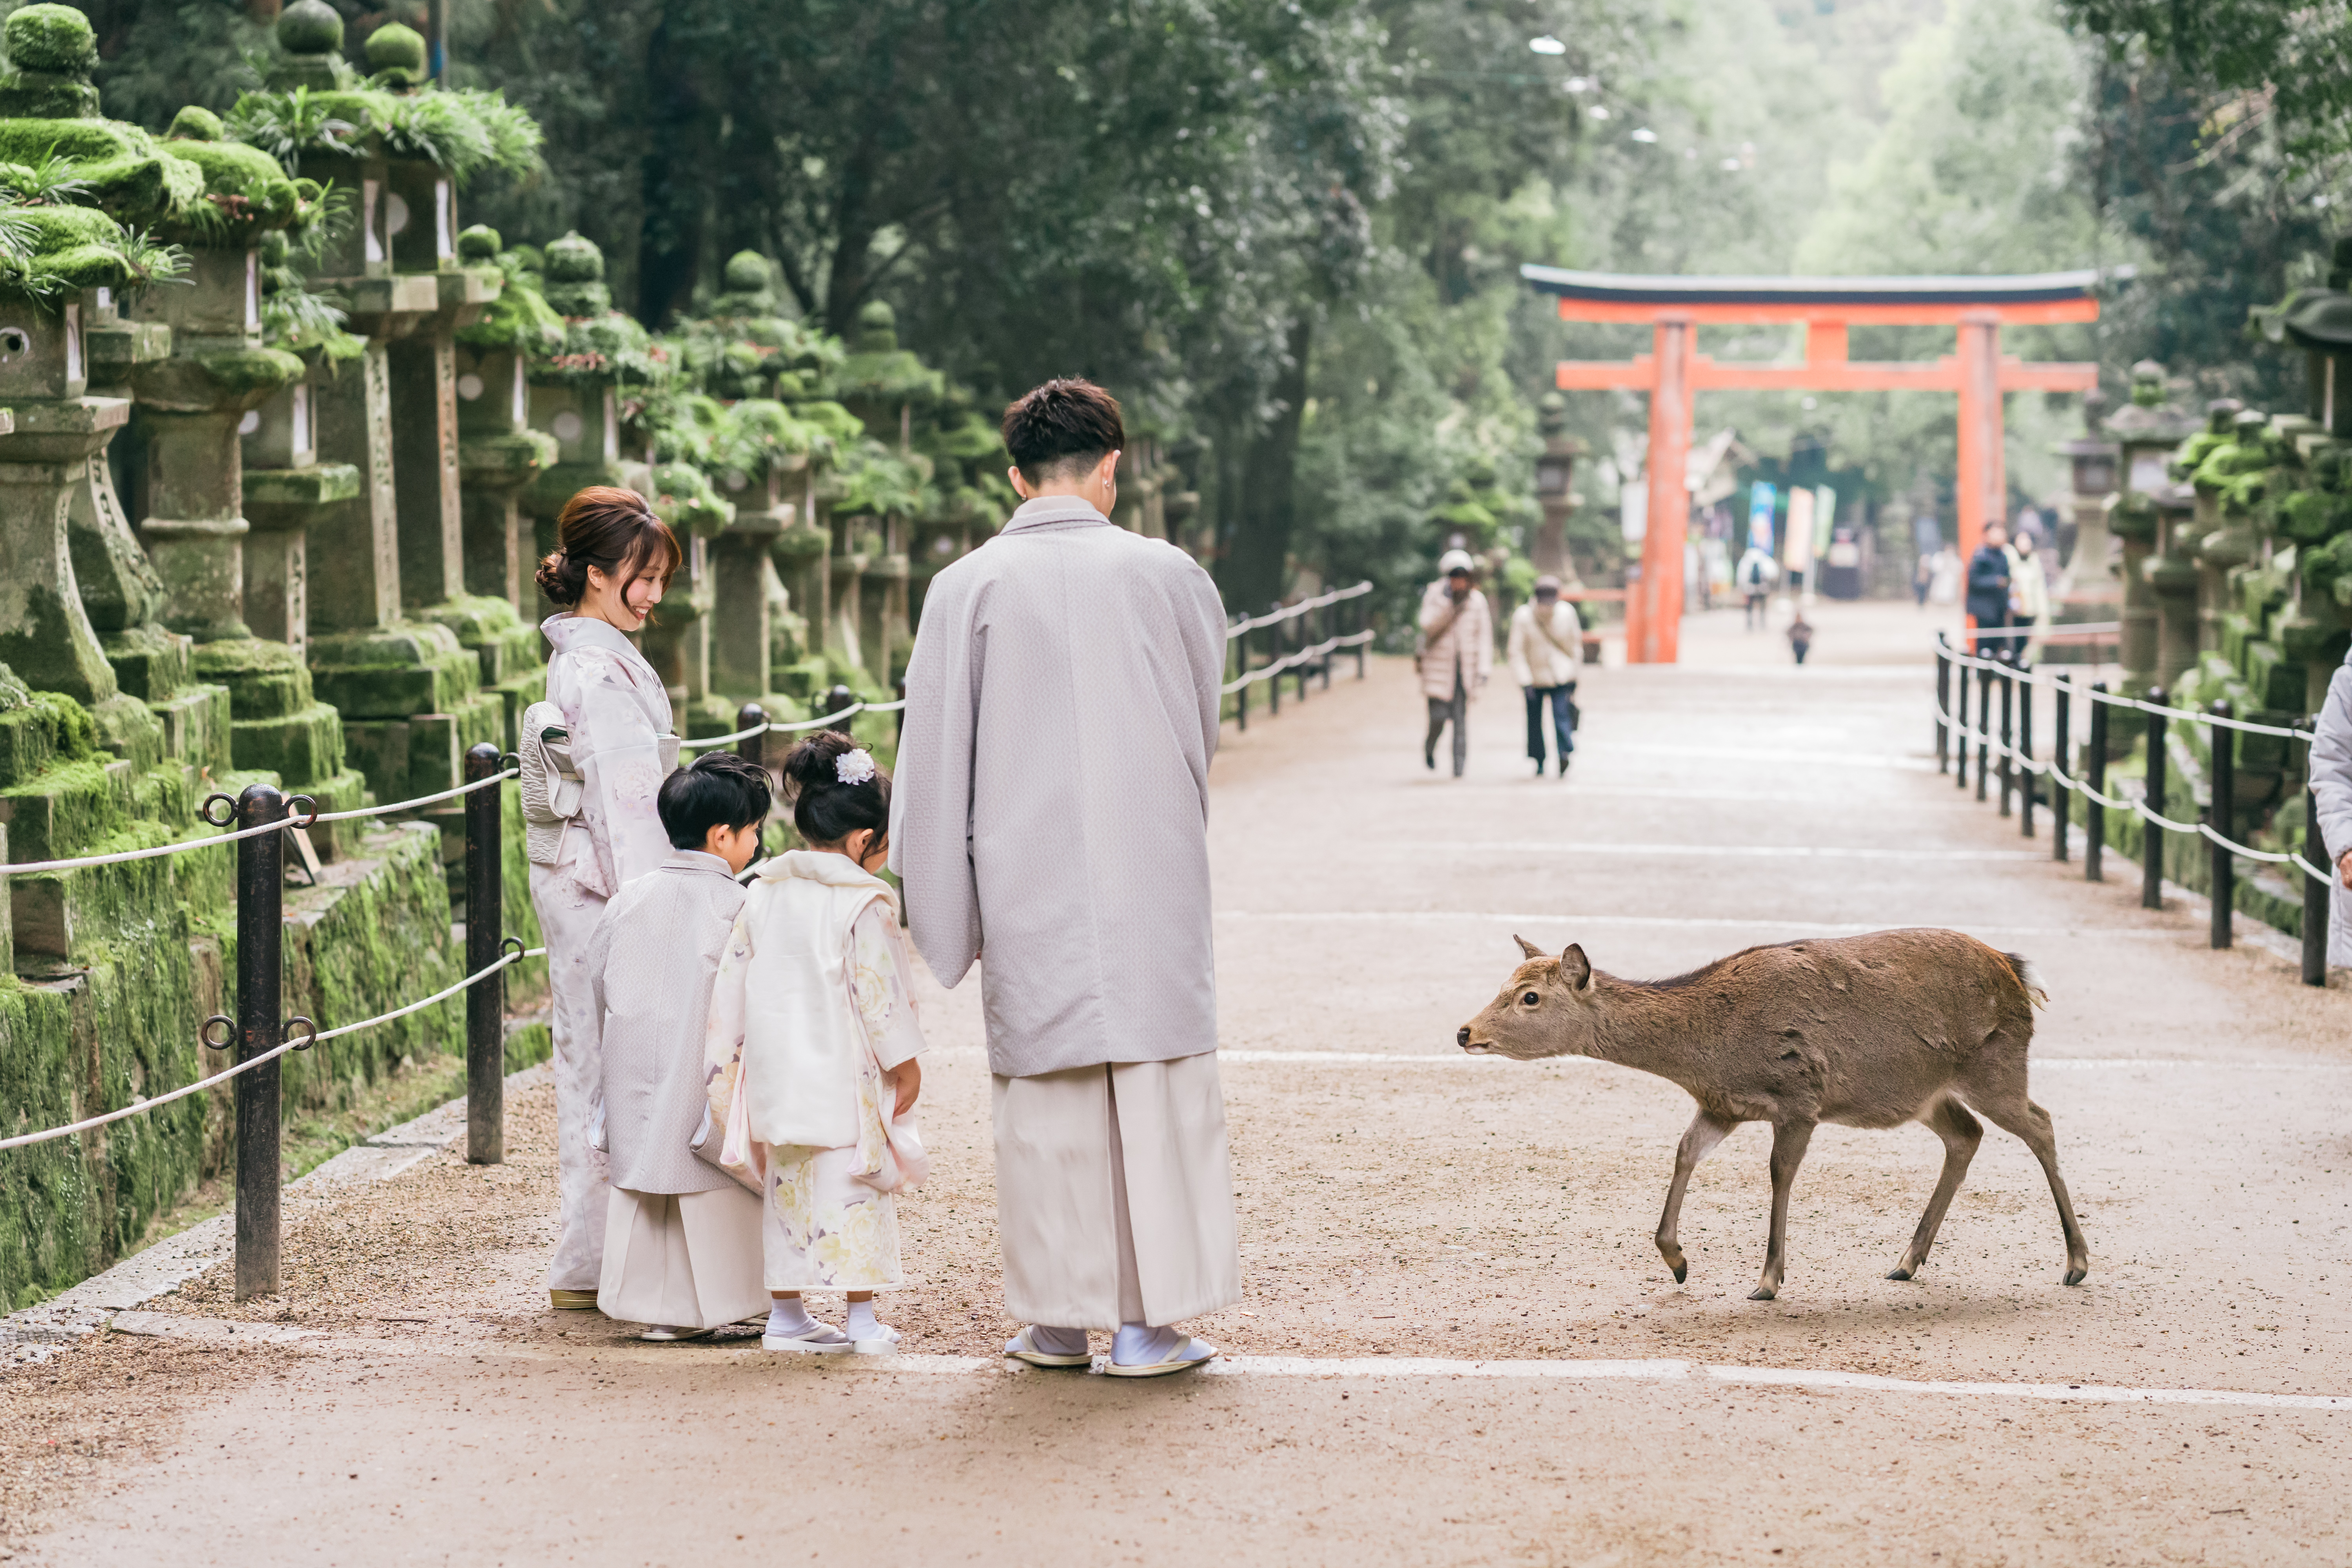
left=1001, top=377, right=1125, bottom=484
left=657, top=751, right=772, bottom=850
left=780, top=731, right=890, bottom=846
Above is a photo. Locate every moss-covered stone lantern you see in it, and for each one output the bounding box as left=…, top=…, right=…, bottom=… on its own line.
left=2101, top=362, right=2198, bottom=696
left=1530, top=390, right=1586, bottom=582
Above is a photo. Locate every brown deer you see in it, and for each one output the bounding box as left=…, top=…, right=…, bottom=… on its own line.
left=1457, top=929, right=2088, bottom=1300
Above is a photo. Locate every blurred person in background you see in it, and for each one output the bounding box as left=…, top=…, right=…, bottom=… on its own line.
left=1507, top=574, right=1581, bottom=778
left=1418, top=549, right=1491, bottom=777
left=1966, top=520, right=2014, bottom=665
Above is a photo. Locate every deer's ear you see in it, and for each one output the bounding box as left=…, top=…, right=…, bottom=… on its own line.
left=1560, top=944, right=1593, bottom=991
left=1513, top=933, right=1544, bottom=960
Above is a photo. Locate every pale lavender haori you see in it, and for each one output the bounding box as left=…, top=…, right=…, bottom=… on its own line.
left=889, top=495, right=1229, bottom=1076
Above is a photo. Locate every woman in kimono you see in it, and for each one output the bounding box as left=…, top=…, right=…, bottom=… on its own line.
left=530, top=486, right=682, bottom=1310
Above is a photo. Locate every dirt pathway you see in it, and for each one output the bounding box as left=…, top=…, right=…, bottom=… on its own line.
left=9, top=598, right=2350, bottom=1565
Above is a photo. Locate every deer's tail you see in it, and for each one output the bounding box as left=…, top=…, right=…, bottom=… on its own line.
left=2001, top=951, right=2049, bottom=1009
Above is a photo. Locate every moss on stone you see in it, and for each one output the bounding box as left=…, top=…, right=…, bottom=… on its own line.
left=166, top=105, right=225, bottom=142
left=277, top=0, right=345, bottom=55
left=4, top=5, right=97, bottom=75
left=0, top=119, right=204, bottom=226
left=162, top=138, right=305, bottom=239
left=363, top=23, right=428, bottom=87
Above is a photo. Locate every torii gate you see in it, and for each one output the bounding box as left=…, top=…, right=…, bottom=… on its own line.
left=1523, top=267, right=2102, bottom=663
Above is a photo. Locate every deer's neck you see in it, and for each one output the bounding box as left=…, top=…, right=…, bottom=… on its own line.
left=1586, top=980, right=1710, bottom=1094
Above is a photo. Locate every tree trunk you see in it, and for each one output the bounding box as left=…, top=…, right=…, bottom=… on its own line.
left=635, top=11, right=706, bottom=327
left=1216, top=316, right=1312, bottom=614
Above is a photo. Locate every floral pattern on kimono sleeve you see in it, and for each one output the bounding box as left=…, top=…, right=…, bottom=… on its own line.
left=702, top=912, right=754, bottom=1133
left=847, top=900, right=926, bottom=1073
left=572, top=650, right=672, bottom=894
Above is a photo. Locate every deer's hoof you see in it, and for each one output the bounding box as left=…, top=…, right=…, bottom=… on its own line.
left=2063, top=1267, right=2087, bottom=1286
left=1671, top=1262, right=1688, bottom=1285
left=1747, top=1285, right=1777, bottom=1301
left=1887, top=1267, right=1913, bottom=1282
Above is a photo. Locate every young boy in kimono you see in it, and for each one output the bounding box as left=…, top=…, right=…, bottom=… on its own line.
left=705, top=731, right=928, bottom=1355
left=585, top=751, right=772, bottom=1341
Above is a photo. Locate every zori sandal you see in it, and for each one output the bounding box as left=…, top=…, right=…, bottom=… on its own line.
left=1103, top=1336, right=1217, bottom=1379
left=1003, top=1326, right=1093, bottom=1368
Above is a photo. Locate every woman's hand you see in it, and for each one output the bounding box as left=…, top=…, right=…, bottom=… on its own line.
left=890, top=1059, right=922, bottom=1117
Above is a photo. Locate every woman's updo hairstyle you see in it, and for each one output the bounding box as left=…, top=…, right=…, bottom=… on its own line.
left=780, top=730, right=891, bottom=847
left=535, top=485, right=681, bottom=607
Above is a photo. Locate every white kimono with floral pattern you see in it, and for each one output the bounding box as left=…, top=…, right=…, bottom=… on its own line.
left=530, top=613, right=675, bottom=1294
left=704, top=853, right=928, bottom=1292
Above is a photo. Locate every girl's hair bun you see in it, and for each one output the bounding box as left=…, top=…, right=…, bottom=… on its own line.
left=535, top=548, right=583, bottom=606
left=779, top=730, right=890, bottom=846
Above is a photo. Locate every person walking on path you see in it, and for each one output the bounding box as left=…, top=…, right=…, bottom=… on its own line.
left=524, top=488, right=683, bottom=1311
left=891, top=377, right=1240, bottom=1378
left=1506, top=573, right=1581, bottom=778
left=1966, top=520, right=2015, bottom=666
left=2303, top=646, right=2352, bottom=966
left=1786, top=609, right=1814, bottom=665
left=585, top=753, right=771, bottom=1342
left=2006, top=530, right=2051, bottom=667
left=1419, top=549, right=1492, bottom=778
left=1737, top=544, right=1779, bottom=629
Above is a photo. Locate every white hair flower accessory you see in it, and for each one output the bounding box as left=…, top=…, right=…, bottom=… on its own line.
left=835, top=748, right=877, bottom=787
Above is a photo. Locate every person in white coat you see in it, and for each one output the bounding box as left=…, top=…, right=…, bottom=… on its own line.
left=2305, top=646, right=2352, bottom=966
left=1419, top=550, right=1492, bottom=777
left=528, top=486, right=682, bottom=1311
left=892, top=377, right=1240, bottom=1378
left=1506, top=574, right=1582, bottom=778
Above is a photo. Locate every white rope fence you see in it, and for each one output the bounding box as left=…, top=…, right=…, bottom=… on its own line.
left=1224, top=629, right=1377, bottom=694
left=1226, top=581, right=1372, bottom=639
left=0, top=945, right=548, bottom=1153
left=676, top=698, right=909, bottom=753
left=1935, top=637, right=2334, bottom=887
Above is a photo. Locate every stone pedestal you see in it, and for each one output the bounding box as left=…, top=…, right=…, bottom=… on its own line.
left=710, top=464, right=794, bottom=700
left=2146, top=487, right=2202, bottom=691
left=521, top=381, right=651, bottom=622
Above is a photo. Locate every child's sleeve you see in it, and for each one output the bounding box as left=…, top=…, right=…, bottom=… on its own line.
left=849, top=900, right=926, bottom=1073
left=702, top=911, right=755, bottom=1124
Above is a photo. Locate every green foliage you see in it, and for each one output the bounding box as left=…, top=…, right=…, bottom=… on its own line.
left=374, top=89, right=544, bottom=187
left=221, top=87, right=356, bottom=176
left=2060, top=0, right=2352, bottom=162
left=4, top=5, right=97, bottom=76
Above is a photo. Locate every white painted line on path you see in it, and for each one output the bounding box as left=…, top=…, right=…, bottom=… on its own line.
left=1430, top=842, right=2046, bottom=862
left=1219, top=911, right=2172, bottom=938
left=1211, top=1050, right=2348, bottom=1071
left=777, top=1352, right=2352, bottom=1412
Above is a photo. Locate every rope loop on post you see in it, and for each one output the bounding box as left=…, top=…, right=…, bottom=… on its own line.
left=499, top=935, right=526, bottom=962
left=286, top=796, right=319, bottom=830
left=284, top=1016, right=318, bottom=1053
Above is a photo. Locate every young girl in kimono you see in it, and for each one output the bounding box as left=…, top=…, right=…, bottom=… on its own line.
left=527, top=487, right=682, bottom=1311
left=705, top=731, right=928, bottom=1354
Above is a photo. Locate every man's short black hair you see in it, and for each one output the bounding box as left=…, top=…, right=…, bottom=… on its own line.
left=658, top=751, right=772, bottom=850
left=1002, top=377, right=1125, bottom=484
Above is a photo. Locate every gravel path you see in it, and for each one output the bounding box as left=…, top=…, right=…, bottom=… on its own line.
left=8, top=598, right=2350, bottom=1565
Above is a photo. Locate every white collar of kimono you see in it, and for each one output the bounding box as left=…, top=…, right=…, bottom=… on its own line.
left=662, top=849, right=734, bottom=878
left=756, top=848, right=895, bottom=896
left=1001, top=495, right=1110, bottom=534
left=540, top=612, right=650, bottom=663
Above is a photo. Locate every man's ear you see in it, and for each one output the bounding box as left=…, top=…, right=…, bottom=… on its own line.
left=1513, top=933, right=1544, bottom=960
left=1099, top=449, right=1122, bottom=485
left=1560, top=943, right=1592, bottom=991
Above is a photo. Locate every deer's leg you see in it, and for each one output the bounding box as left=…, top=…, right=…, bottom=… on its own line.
left=1967, top=1093, right=2090, bottom=1285
left=1889, top=1095, right=1983, bottom=1281
left=1749, top=1119, right=1815, bottom=1301
left=1655, top=1110, right=1737, bottom=1285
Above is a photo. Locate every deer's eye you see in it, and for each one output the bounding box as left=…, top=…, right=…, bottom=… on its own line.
left=1521, top=990, right=1541, bottom=1006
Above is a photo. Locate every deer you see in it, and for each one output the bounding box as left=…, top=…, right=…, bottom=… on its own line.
left=1457, top=929, right=2088, bottom=1301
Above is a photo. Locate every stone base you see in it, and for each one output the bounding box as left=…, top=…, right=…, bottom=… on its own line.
left=485, top=670, right=547, bottom=755
left=309, top=622, right=486, bottom=719
left=229, top=699, right=345, bottom=786
left=343, top=693, right=505, bottom=808
left=192, top=636, right=319, bottom=722
left=147, top=682, right=232, bottom=776
left=87, top=692, right=165, bottom=772
left=101, top=624, right=194, bottom=703
left=419, top=595, right=544, bottom=687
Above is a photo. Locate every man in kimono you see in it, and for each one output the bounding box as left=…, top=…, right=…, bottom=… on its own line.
left=585, top=752, right=774, bottom=1340
left=891, top=377, right=1240, bottom=1377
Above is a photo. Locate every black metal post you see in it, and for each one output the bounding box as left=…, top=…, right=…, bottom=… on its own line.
left=2208, top=702, right=2234, bottom=949
left=1955, top=658, right=1969, bottom=789
left=1976, top=666, right=1991, bottom=802
left=234, top=780, right=287, bottom=1301
left=1268, top=603, right=1283, bottom=717
left=2142, top=688, right=2168, bottom=910
left=1998, top=670, right=2014, bottom=819
left=2305, top=781, right=2329, bottom=986
left=1296, top=601, right=1310, bottom=704
left=1935, top=644, right=1951, bottom=774
left=818, top=684, right=857, bottom=737
left=1354, top=591, right=1368, bottom=679
left=2086, top=684, right=2108, bottom=882
left=735, top=701, right=766, bottom=767
left=1322, top=597, right=1334, bottom=690
left=2052, top=684, right=2070, bottom=862
left=463, top=744, right=505, bottom=1165
left=2019, top=680, right=2034, bottom=837
left=1235, top=623, right=1250, bottom=730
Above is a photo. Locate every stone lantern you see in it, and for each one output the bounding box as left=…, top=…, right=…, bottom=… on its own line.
left=2049, top=392, right=2118, bottom=614
left=2100, top=362, right=2198, bottom=695
left=832, top=300, right=940, bottom=685
left=1531, top=391, right=1587, bottom=582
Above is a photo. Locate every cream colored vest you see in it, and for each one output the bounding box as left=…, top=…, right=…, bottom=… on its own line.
left=739, top=851, right=895, bottom=1150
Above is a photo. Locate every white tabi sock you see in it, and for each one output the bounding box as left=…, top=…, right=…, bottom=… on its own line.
left=1112, top=1322, right=1212, bottom=1367
left=845, top=1300, right=884, bottom=1339
left=767, top=1298, right=817, bottom=1337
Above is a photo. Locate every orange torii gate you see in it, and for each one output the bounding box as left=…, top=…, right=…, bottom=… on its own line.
left=1523, top=267, right=2102, bottom=663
